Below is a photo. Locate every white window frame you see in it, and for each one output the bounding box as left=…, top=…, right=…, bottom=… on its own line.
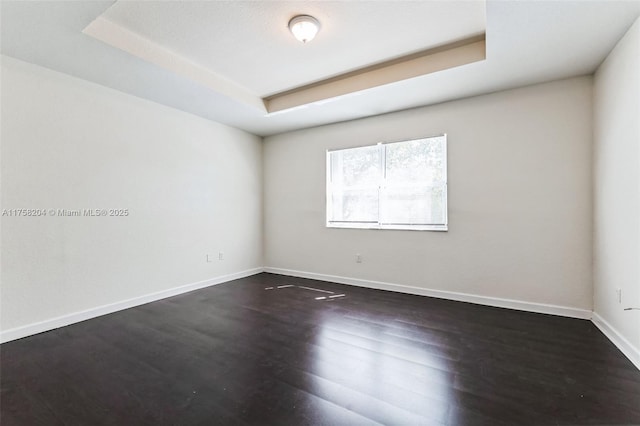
left=326, top=135, right=448, bottom=232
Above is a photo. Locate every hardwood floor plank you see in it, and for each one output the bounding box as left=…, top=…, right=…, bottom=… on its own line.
left=2, top=272, right=640, bottom=425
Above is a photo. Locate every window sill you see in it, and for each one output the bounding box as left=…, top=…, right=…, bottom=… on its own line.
left=326, top=223, right=448, bottom=232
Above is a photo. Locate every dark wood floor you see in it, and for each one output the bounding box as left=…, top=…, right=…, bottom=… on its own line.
left=2, top=273, right=640, bottom=425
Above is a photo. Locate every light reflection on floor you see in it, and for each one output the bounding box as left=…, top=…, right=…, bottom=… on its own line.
left=310, top=317, right=455, bottom=424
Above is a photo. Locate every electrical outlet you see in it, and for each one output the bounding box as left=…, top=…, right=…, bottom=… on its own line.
left=616, top=288, right=622, bottom=304
left=356, top=254, right=362, bottom=263
left=218, top=252, right=224, bottom=261
left=206, top=254, right=213, bottom=263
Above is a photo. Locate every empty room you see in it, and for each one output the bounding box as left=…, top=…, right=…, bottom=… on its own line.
left=1, top=0, right=640, bottom=425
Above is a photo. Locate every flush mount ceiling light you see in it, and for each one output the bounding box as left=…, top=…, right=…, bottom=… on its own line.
left=288, top=15, right=321, bottom=43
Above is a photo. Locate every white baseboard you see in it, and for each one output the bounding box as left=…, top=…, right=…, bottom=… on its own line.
left=4, top=266, right=638, bottom=372
left=592, top=312, right=640, bottom=370
left=0, top=267, right=264, bottom=344
left=264, top=268, right=640, bottom=371
left=263, top=267, right=592, bottom=320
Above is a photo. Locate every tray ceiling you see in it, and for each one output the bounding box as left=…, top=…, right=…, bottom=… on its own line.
left=2, top=1, right=640, bottom=136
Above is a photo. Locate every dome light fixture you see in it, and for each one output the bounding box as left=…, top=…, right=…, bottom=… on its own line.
left=288, top=15, right=321, bottom=43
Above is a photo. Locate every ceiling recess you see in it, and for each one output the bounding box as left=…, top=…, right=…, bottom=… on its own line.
left=264, top=35, right=487, bottom=113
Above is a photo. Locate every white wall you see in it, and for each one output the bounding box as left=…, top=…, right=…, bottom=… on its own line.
left=264, top=77, right=593, bottom=315
left=593, top=17, right=640, bottom=364
left=0, top=56, right=263, bottom=336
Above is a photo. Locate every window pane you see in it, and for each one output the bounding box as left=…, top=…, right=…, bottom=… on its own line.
left=330, top=189, right=378, bottom=223
left=385, top=137, right=445, bottom=185
left=330, top=145, right=380, bottom=188
left=326, top=135, right=447, bottom=230
left=379, top=185, right=446, bottom=225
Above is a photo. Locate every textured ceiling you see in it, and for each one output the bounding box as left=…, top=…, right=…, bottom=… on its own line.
left=2, top=1, right=640, bottom=136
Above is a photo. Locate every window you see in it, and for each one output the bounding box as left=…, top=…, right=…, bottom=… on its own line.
left=326, top=135, right=447, bottom=231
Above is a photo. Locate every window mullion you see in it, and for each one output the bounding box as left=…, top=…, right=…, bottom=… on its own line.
left=378, top=143, right=386, bottom=226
